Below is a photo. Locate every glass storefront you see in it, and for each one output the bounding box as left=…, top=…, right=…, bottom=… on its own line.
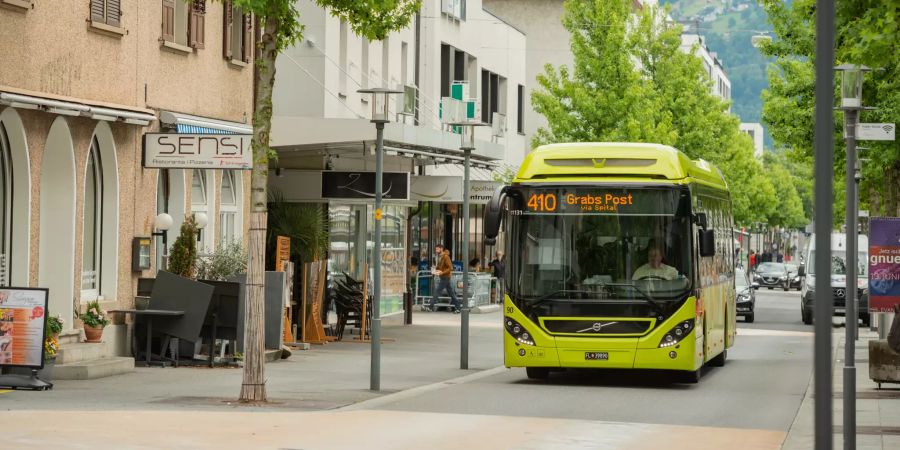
left=328, top=203, right=408, bottom=317
left=410, top=202, right=499, bottom=270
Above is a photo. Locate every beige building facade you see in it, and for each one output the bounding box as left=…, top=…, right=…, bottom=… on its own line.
left=0, top=0, right=253, bottom=337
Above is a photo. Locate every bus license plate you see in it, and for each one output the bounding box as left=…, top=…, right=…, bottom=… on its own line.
left=585, top=352, right=609, bottom=360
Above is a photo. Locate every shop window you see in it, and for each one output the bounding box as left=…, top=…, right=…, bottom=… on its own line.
left=0, top=124, right=10, bottom=286
left=81, top=138, right=103, bottom=297
left=162, top=0, right=206, bottom=49
left=224, top=1, right=252, bottom=63
left=90, top=0, right=122, bottom=27
left=219, top=171, right=240, bottom=245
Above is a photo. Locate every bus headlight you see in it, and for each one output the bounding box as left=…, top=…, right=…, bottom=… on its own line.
left=505, top=317, right=535, bottom=346
left=658, top=319, right=694, bottom=348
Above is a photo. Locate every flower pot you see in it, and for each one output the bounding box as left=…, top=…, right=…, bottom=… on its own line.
left=83, top=324, right=104, bottom=343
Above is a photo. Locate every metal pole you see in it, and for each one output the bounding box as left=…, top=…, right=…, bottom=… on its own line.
left=371, top=122, right=385, bottom=391
left=461, top=146, right=471, bottom=370
left=813, top=1, right=835, bottom=448
left=844, top=107, right=859, bottom=450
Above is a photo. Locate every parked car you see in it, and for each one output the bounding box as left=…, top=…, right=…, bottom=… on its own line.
left=753, top=262, right=790, bottom=291
left=785, top=263, right=802, bottom=290
left=735, top=268, right=758, bottom=322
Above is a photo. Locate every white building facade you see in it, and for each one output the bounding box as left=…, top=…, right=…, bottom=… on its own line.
left=740, top=122, right=764, bottom=158
left=270, top=0, right=527, bottom=317
left=680, top=34, right=731, bottom=104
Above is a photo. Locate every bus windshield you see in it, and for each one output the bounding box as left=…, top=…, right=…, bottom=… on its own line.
left=506, top=186, right=693, bottom=304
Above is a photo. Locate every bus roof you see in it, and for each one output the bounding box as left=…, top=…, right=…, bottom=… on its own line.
left=515, top=143, right=727, bottom=188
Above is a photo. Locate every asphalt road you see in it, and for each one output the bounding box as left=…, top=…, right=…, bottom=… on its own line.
left=373, top=289, right=814, bottom=433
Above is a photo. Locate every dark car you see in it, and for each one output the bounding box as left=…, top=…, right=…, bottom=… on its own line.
left=735, top=268, right=758, bottom=322
left=785, top=263, right=802, bottom=290
left=753, top=262, right=790, bottom=291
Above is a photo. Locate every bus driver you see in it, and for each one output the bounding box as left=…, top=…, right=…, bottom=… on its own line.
left=633, top=246, right=678, bottom=281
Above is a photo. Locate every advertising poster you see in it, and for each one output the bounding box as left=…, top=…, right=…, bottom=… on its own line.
left=380, top=248, right=407, bottom=317
left=0, top=288, right=49, bottom=368
left=868, top=218, right=900, bottom=313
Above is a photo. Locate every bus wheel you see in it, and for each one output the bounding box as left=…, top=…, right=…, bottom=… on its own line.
left=681, top=369, right=701, bottom=384
left=525, top=367, right=550, bottom=380
left=709, top=349, right=727, bottom=367
left=745, top=312, right=755, bottom=323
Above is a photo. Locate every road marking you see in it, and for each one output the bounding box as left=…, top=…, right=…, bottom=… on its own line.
left=339, top=365, right=509, bottom=411
left=0, top=390, right=11, bottom=394
left=737, top=328, right=813, bottom=337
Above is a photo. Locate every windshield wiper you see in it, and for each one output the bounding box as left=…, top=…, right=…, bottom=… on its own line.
left=525, top=289, right=601, bottom=308
left=603, top=283, right=665, bottom=313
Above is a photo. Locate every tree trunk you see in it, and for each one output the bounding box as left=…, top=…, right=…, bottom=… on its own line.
left=240, top=14, right=279, bottom=404
left=886, top=165, right=898, bottom=219
left=869, top=184, right=881, bottom=218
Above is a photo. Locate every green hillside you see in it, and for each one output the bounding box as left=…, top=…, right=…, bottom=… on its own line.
left=662, top=0, right=773, bottom=147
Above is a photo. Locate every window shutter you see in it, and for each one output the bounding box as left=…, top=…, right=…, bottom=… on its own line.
left=241, top=13, right=253, bottom=63
left=223, top=1, right=233, bottom=59
left=106, top=0, right=121, bottom=27
left=161, top=0, right=175, bottom=41
left=90, top=0, right=105, bottom=23
left=189, top=0, right=206, bottom=49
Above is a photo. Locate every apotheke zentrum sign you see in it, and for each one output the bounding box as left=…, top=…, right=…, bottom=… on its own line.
left=142, top=133, right=253, bottom=169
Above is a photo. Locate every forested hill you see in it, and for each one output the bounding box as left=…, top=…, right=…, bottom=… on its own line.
left=662, top=0, right=773, bottom=147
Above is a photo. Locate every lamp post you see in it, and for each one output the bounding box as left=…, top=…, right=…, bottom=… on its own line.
left=359, top=87, right=404, bottom=391
left=836, top=63, right=870, bottom=450
left=193, top=212, right=208, bottom=244
left=152, top=213, right=173, bottom=273
left=447, top=120, right=489, bottom=370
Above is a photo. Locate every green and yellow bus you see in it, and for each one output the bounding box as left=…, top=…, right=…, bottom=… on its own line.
left=484, top=143, right=736, bottom=382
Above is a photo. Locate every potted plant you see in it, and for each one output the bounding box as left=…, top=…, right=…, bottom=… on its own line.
left=46, top=315, right=63, bottom=341
left=80, top=300, right=109, bottom=343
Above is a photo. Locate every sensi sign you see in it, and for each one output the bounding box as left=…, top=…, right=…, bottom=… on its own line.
left=142, top=133, right=252, bottom=170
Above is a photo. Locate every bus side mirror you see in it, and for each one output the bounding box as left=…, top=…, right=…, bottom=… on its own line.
left=699, top=229, right=715, bottom=257
left=798, top=265, right=805, bottom=277
left=695, top=212, right=709, bottom=229
left=484, top=186, right=510, bottom=245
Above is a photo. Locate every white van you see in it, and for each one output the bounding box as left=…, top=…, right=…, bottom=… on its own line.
left=799, top=233, right=869, bottom=325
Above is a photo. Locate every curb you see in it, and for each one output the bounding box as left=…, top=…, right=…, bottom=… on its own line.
left=338, top=366, right=508, bottom=411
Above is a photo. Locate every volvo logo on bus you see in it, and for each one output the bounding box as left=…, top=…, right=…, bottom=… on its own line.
left=578, top=322, right=618, bottom=333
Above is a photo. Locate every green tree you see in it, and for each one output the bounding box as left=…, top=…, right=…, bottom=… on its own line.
left=533, top=0, right=776, bottom=224
left=167, top=216, right=198, bottom=279
left=760, top=0, right=900, bottom=222
left=229, top=0, right=419, bottom=403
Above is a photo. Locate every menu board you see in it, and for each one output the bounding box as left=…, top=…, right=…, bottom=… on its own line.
left=0, top=287, right=49, bottom=369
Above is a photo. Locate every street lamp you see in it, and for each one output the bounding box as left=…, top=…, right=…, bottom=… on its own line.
left=358, top=87, right=404, bottom=391
left=447, top=120, right=489, bottom=370
left=835, top=63, right=871, bottom=450
left=152, top=213, right=173, bottom=273
left=193, top=212, right=208, bottom=244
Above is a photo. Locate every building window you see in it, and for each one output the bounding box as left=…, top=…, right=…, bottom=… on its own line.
left=517, top=85, right=524, bottom=134
left=156, top=170, right=169, bottom=270
left=339, top=20, right=349, bottom=94
left=192, top=169, right=207, bottom=205
left=481, top=69, right=506, bottom=124
left=219, top=171, right=240, bottom=245
left=441, top=0, right=465, bottom=20
left=223, top=1, right=252, bottom=63
left=400, top=41, right=409, bottom=87
left=162, top=0, right=205, bottom=48
left=361, top=38, right=370, bottom=89
left=441, top=44, right=474, bottom=98
left=381, top=37, right=390, bottom=88
left=90, top=0, right=122, bottom=27
left=0, top=124, right=11, bottom=286
left=82, top=138, right=103, bottom=297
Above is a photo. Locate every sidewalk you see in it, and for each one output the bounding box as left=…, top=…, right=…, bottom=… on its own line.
left=0, top=310, right=504, bottom=412
left=782, top=328, right=900, bottom=449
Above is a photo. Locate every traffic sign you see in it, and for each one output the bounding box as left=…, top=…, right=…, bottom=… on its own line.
left=857, top=123, right=895, bottom=141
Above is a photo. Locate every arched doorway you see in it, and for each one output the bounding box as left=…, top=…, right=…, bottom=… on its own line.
left=80, top=122, right=119, bottom=302
left=0, top=108, right=32, bottom=287
left=39, top=117, right=76, bottom=326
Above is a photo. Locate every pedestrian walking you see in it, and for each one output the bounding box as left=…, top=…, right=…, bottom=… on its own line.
left=749, top=250, right=756, bottom=270
left=489, top=251, right=506, bottom=302
left=429, top=244, right=460, bottom=313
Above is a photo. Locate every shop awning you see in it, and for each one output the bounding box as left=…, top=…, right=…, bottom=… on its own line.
left=0, top=90, right=156, bottom=125
left=159, top=111, right=253, bottom=135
